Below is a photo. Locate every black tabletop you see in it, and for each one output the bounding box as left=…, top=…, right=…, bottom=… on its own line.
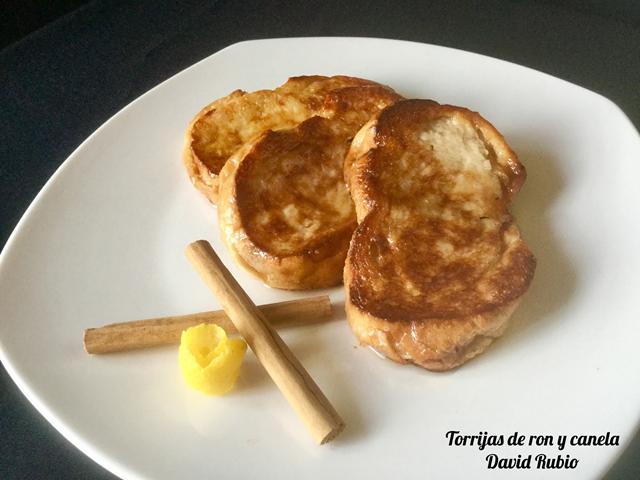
left=1, top=1, right=639, bottom=478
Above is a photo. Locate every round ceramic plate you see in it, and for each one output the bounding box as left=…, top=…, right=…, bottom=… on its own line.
left=1, top=38, right=639, bottom=479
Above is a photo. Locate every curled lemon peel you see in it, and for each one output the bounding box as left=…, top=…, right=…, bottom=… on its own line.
left=179, top=323, right=247, bottom=395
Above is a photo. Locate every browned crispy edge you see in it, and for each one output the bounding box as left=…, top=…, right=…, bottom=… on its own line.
left=344, top=99, right=536, bottom=370
left=183, top=93, right=243, bottom=203
left=183, top=76, right=388, bottom=204
left=212, top=81, right=402, bottom=289
left=217, top=131, right=356, bottom=290
left=344, top=258, right=522, bottom=371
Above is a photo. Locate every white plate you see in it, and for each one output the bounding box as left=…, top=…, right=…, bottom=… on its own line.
left=1, top=37, right=639, bottom=480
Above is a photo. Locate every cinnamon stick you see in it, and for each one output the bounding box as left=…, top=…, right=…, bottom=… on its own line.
left=185, top=240, right=345, bottom=445
left=83, top=295, right=332, bottom=354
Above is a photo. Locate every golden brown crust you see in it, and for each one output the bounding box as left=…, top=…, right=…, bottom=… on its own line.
left=344, top=99, right=536, bottom=370
left=217, top=83, right=402, bottom=289
left=218, top=118, right=356, bottom=289
left=183, top=76, right=386, bottom=203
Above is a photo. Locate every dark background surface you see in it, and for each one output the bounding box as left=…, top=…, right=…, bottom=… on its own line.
left=1, top=1, right=639, bottom=478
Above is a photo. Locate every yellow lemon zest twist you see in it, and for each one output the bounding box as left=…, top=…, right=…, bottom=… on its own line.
left=179, top=323, right=247, bottom=395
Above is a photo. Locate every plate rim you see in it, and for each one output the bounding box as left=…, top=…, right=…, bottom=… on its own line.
left=1, top=36, right=639, bottom=480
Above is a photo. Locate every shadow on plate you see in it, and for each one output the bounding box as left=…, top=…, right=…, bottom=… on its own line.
left=485, top=137, right=578, bottom=357
left=286, top=318, right=368, bottom=445
left=232, top=356, right=271, bottom=394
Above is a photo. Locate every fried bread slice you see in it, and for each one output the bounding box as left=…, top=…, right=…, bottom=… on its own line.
left=344, top=100, right=536, bottom=370
left=184, top=75, right=383, bottom=203
left=218, top=85, right=402, bottom=289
